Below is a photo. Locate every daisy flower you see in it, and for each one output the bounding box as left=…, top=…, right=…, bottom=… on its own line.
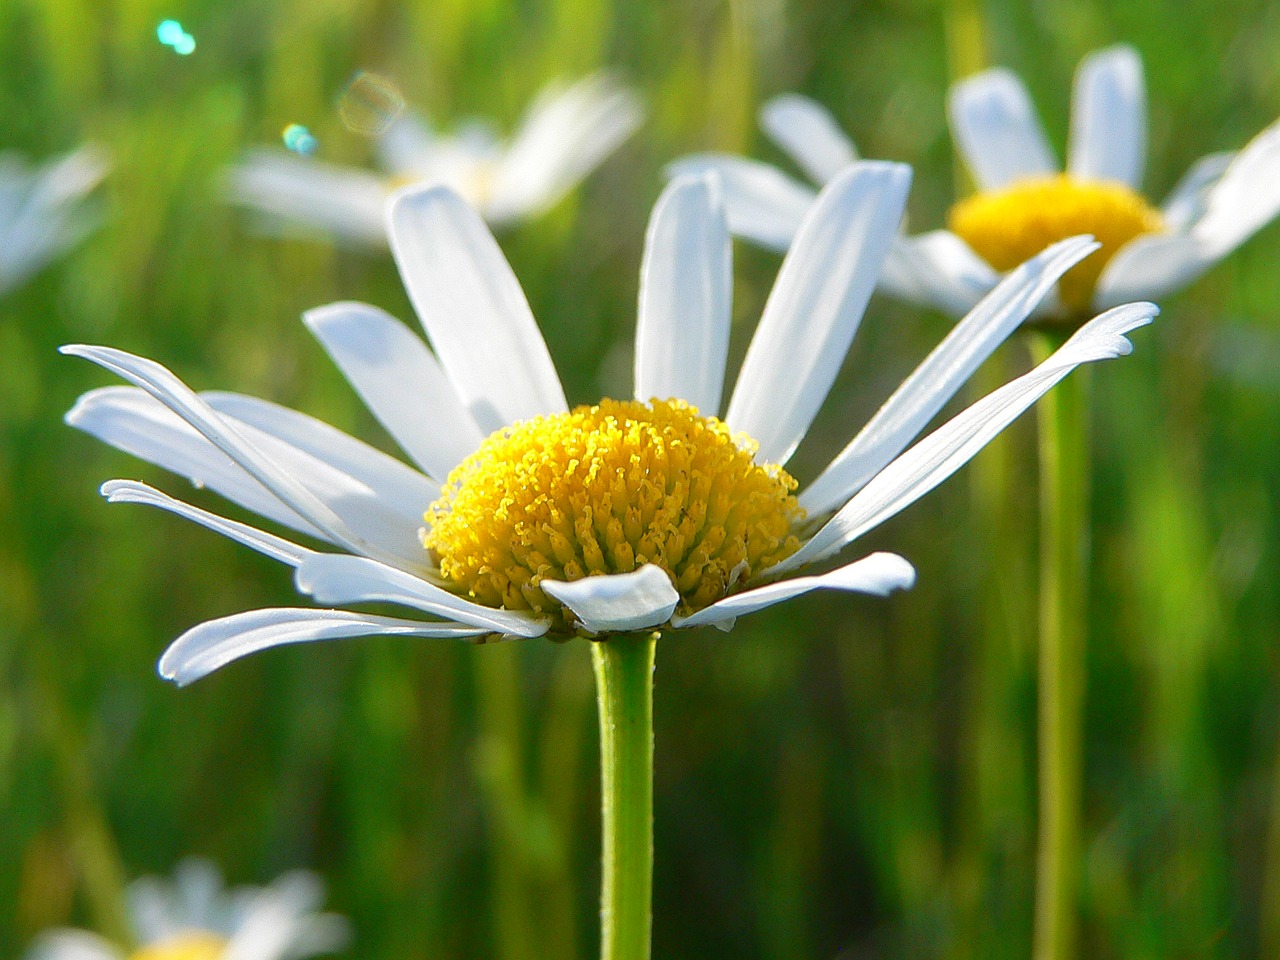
left=64, top=163, right=1153, bottom=683
left=671, top=44, right=1280, bottom=319
left=0, top=145, right=106, bottom=294
left=24, top=859, right=348, bottom=960
left=228, top=73, right=642, bottom=245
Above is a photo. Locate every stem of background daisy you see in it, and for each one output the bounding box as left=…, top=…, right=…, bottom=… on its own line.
left=1031, top=333, right=1089, bottom=960
left=592, top=631, right=656, bottom=960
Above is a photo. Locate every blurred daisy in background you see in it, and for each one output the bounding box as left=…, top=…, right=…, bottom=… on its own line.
left=24, top=860, right=348, bottom=960
left=64, top=164, right=1151, bottom=681
left=0, top=145, right=106, bottom=295
left=672, top=44, right=1280, bottom=320
left=228, top=73, right=642, bottom=246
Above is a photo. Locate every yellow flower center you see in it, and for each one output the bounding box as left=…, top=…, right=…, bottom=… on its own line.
left=129, top=933, right=226, bottom=960
left=425, top=398, right=805, bottom=626
left=948, top=175, right=1164, bottom=313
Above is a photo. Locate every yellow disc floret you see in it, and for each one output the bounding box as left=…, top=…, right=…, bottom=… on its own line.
left=130, top=933, right=226, bottom=960
left=948, top=174, right=1164, bottom=314
left=425, top=398, right=805, bottom=626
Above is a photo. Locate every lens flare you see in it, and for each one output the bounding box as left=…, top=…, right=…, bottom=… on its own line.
left=282, top=123, right=319, bottom=156
left=338, top=72, right=405, bottom=136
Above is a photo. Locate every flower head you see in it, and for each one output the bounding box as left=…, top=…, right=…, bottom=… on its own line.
left=229, top=74, right=642, bottom=245
left=65, top=164, right=1153, bottom=682
left=0, top=145, right=106, bottom=294
left=670, top=44, right=1280, bottom=318
left=24, top=860, right=348, bottom=960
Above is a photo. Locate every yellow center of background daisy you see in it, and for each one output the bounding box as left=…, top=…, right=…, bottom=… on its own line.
left=425, top=398, right=804, bottom=623
left=129, top=933, right=226, bottom=960
left=948, top=174, right=1164, bottom=313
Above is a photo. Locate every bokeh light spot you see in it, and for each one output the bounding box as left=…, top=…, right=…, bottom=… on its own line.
left=338, top=71, right=405, bottom=136
left=282, top=123, right=319, bottom=156
left=156, top=19, right=196, bottom=55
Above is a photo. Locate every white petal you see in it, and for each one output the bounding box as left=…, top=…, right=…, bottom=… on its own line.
left=61, top=347, right=396, bottom=563
left=226, top=150, right=389, bottom=246
left=1067, top=45, right=1146, bottom=187
left=1184, top=119, right=1280, bottom=255
left=159, top=607, right=488, bottom=687
left=23, top=931, right=122, bottom=960
left=877, top=230, right=1000, bottom=315
left=1160, top=151, right=1234, bottom=232
left=387, top=185, right=567, bottom=433
left=374, top=109, right=436, bottom=176
left=726, top=161, right=912, bottom=465
left=303, top=301, right=485, bottom=477
left=486, top=74, right=643, bottom=223
left=1093, top=232, right=1209, bottom=306
left=294, top=553, right=549, bottom=637
left=634, top=175, right=732, bottom=415
left=774, top=302, right=1157, bottom=574
left=665, top=154, right=817, bottom=252
left=802, top=235, right=1100, bottom=515
left=671, top=551, right=915, bottom=629
left=101, top=479, right=314, bottom=567
left=67, top=386, right=323, bottom=539
left=759, top=94, right=858, bottom=185
left=949, top=68, right=1057, bottom=191
left=224, top=874, right=349, bottom=960
left=541, top=565, right=679, bottom=634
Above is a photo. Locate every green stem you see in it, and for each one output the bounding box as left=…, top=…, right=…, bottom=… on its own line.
left=592, top=632, right=656, bottom=960
left=1032, top=334, right=1090, bottom=960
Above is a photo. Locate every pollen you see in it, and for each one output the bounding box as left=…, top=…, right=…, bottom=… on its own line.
left=130, top=933, right=227, bottom=960
left=425, top=398, right=805, bottom=626
left=948, top=175, right=1164, bottom=314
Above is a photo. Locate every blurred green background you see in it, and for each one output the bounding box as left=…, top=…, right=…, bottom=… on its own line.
left=4, top=0, right=1280, bottom=957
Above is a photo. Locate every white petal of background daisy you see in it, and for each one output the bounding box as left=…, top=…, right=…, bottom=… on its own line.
left=228, top=73, right=642, bottom=245
left=0, top=144, right=107, bottom=294
left=24, top=860, right=348, bottom=960
left=671, top=43, right=1280, bottom=320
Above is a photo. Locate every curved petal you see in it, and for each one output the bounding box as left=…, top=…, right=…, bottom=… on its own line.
left=159, top=608, right=489, bottom=687
left=759, top=94, right=858, bottom=185
left=665, top=154, right=816, bottom=252
left=1067, top=45, right=1146, bottom=187
left=802, top=235, right=1100, bottom=514
left=101, top=479, right=314, bottom=567
left=294, top=553, right=549, bottom=637
left=726, top=161, right=912, bottom=465
left=949, top=68, right=1057, bottom=191
left=877, top=230, right=1000, bottom=315
left=487, top=74, right=643, bottom=223
left=226, top=150, right=389, bottom=246
left=1185, top=119, right=1280, bottom=254
left=775, top=302, right=1157, bottom=574
left=1160, top=151, right=1234, bottom=232
left=541, top=565, right=679, bottom=634
left=303, top=301, right=484, bottom=478
left=634, top=175, right=732, bottom=415
left=671, top=551, right=915, bottom=630
left=387, top=185, right=567, bottom=433
left=1093, top=232, right=1209, bottom=306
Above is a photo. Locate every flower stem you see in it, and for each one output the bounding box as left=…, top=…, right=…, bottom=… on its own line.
left=1031, top=333, right=1089, bottom=960
left=592, top=632, right=656, bottom=960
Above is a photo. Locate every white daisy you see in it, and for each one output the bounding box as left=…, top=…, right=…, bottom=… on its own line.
left=670, top=44, right=1280, bottom=318
left=65, top=164, right=1153, bottom=683
left=0, top=145, right=106, bottom=294
left=228, top=73, right=642, bottom=245
left=24, top=859, right=348, bottom=960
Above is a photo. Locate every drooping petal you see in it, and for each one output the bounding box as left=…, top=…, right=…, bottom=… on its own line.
left=802, top=235, right=1100, bottom=515
left=664, top=154, right=817, bottom=252
left=486, top=74, right=643, bottom=223
left=101, top=479, right=315, bottom=567
left=877, top=230, right=1001, bottom=315
left=725, top=161, right=912, bottom=465
left=774, top=302, right=1157, bottom=574
left=387, top=185, right=567, bottom=433
left=22, top=931, right=122, bottom=960
left=294, top=553, right=550, bottom=637
left=1067, top=45, right=1146, bottom=187
left=303, top=302, right=485, bottom=478
left=158, top=608, right=489, bottom=687
left=949, top=68, right=1057, bottom=191
left=759, top=94, right=858, bottom=186
left=1159, top=151, right=1234, bottom=232
left=634, top=175, right=732, bottom=415
left=541, top=565, right=680, bottom=634
left=671, top=551, right=915, bottom=630
left=226, top=150, right=389, bottom=246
